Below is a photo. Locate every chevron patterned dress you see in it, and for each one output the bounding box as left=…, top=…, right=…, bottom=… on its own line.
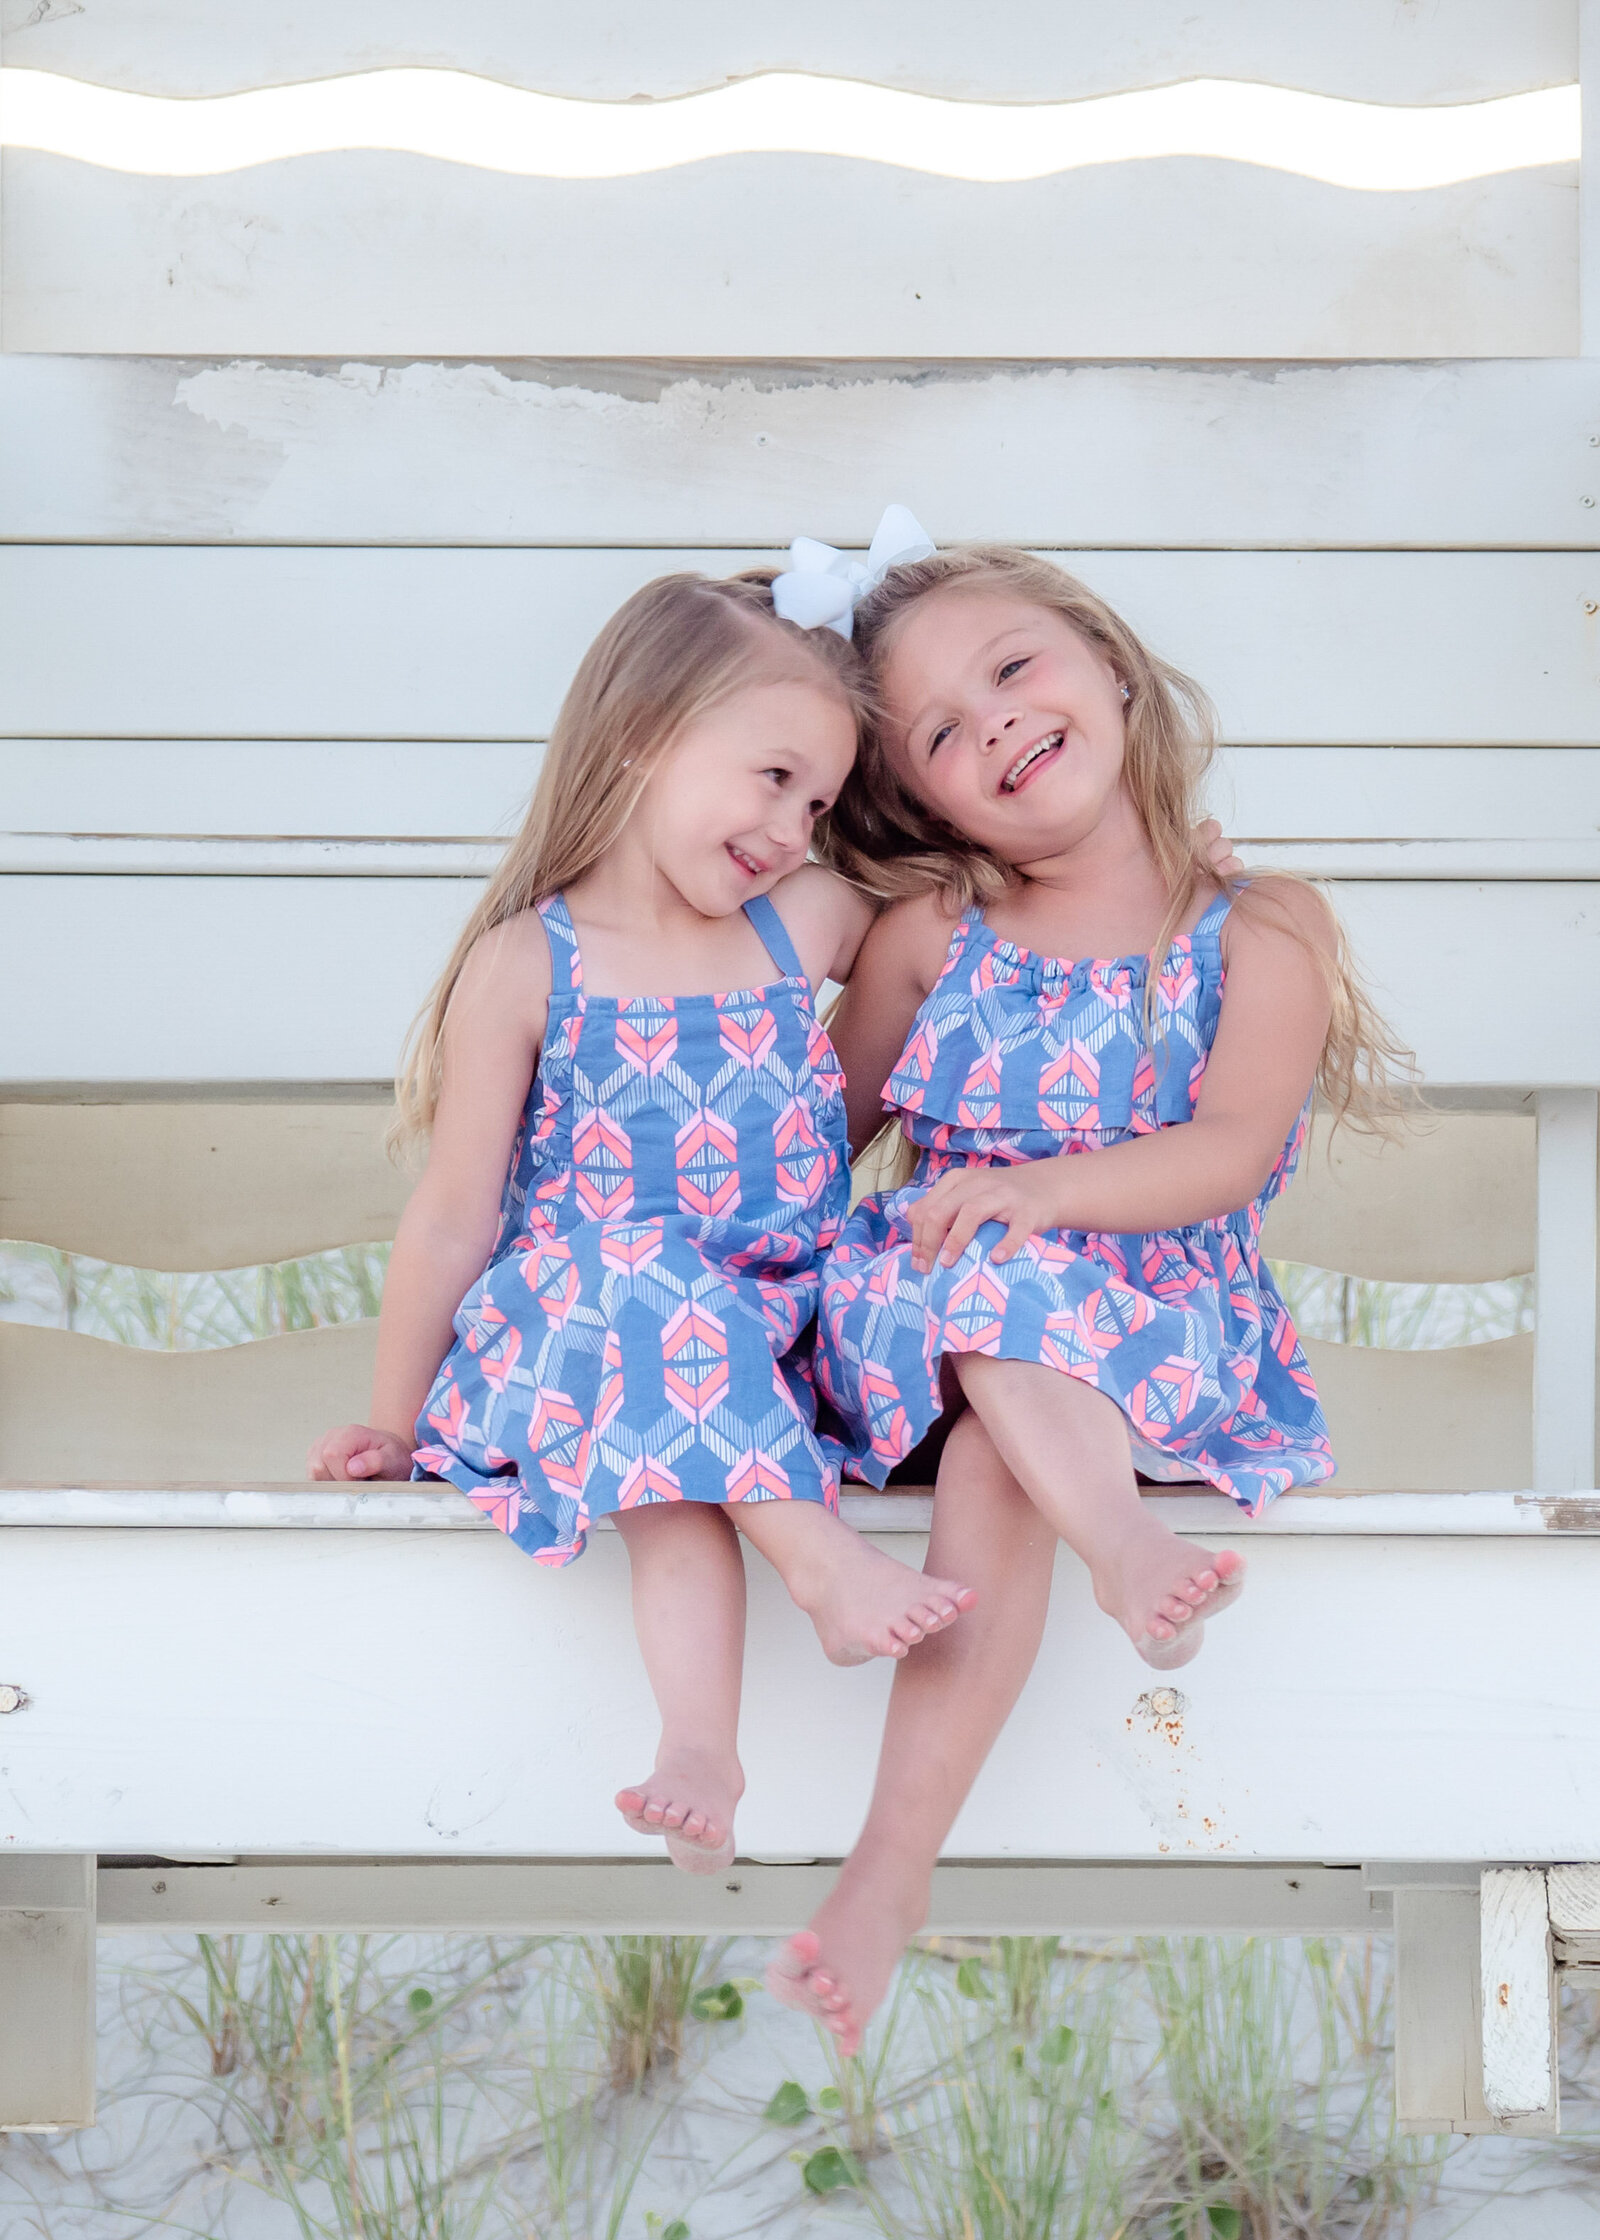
left=413, top=893, right=849, bottom=1562
left=815, top=893, right=1334, bottom=1513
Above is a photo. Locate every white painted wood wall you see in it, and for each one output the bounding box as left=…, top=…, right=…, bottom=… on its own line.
left=1, top=0, right=1598, bottom=2133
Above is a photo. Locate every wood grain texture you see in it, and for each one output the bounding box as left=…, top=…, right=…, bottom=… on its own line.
left=1479, top=1867, right=1558, bottom=2129
left=7, top=357, right=1599, bottom=550
left=0, top=1322, right=379, bottom=1485
left=5, top=0, right=1572, bottom=102
left=1307, top=1337, right=1532, bottom=1492
left=0, top=1102, right=413, bottom=1264
left=0, top=1318, right=1528, bottom=1492
left=0, top=1523, right=1597, bottom=1860
left=1260, top=1114, right=1534, bottom=1284
left=4, top=152, right=1573, bottom=358
left=1395, top=1888, right=1494, bottom=2134
left=3, top=1101, right=1532, bottom=1286
left=5, top=549, right=1599, bottom=747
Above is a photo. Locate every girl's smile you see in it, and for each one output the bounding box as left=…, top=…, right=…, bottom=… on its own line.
left=880, top=587, right=1128, bottom=859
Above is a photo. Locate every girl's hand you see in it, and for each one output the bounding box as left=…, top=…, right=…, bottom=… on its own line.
left=308, top=1424, right=416, bottom=1482
left=908, top=1159, right=1073, bottom=1272
left=1198, top=818, right=1243, bottom=881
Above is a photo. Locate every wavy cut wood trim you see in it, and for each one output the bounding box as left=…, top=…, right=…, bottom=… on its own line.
left=0, top=1320, right=1531, bottom=1492
left=2, top=1101, right=1535, bottom=1287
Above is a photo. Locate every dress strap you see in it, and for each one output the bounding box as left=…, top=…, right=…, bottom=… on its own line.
left=742, top=893, right=807, bottom=985
left=1190, top=888, right=1237, bottom=944
left=537, top=894, right=582, bottom=993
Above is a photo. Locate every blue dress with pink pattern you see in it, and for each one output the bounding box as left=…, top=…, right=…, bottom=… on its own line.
left=414, top=893, right=848, bottom=1562
left=815, top=893, right=1334, bottom=1512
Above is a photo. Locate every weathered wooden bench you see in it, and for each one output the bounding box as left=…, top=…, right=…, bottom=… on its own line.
left=1, top=0, right=1597, bottom=2141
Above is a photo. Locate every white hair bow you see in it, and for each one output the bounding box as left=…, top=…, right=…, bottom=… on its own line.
left=770, top=503, right=937, bottom=640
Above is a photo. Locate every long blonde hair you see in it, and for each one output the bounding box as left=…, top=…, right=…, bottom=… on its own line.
left=392, top=570, right=874, bottom=1154
left=817, top=545, right=1412, bottom=1132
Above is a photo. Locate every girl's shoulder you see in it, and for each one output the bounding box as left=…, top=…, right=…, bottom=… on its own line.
left=1221, top=874, right=1339, bottom=961
left=769, top=861, right=879, bottom=984
left=450, top=906, right=555, bottom=1032
left=854, top=885, right=970, bottom=1000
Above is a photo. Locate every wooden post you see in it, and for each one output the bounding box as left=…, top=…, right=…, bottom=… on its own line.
left=0, top=1855, right=96, bottom=2130
left=1583, top=0, right=1600, bottom=357
left=1394, top=1886, right=1494, bottom=2134
left=1480, top=1868, right=1559, bottom=2132
left=1533, top=1090, right=1600, bottom=1492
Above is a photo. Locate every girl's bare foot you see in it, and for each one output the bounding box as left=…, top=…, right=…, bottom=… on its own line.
left=766, top=1866, right=926, bottom=2057
left=615, top=1745, right=743, bottom=1875
left=790, top=1535, right=977, bottom=1667
left=1094, top=1523, right=1246, bottom=1669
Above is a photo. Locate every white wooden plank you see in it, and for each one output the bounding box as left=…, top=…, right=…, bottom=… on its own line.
left=8, top=745, right=1594, bottom=853
left=4, top=551, right=1599, bottom=747
left=11, top=1487, right=1598, bottom=1536
left=0, top=1856, right=95, bottom=2133
left=2, top=1523, right=1600, bottom=1859
left=5, top=875, right=1589, bottom=1086
left=4, top=1, right=1572, bottom=103
left=8, top=359, right=1598, bottom=551
left=0, top=876, right=1569, bottom=1087
left=94, top=1859, right=1383, bottom=1937
left=12, top=836, right=1600, bottom=880
left=4, top=152, right=1572, bottom=359
left=1479, top=1867, right=1559, bottom=2130
left=1584, top=0, right=1600, bottom=355
left=0, top=741, right=537, bottom=838
left=1533, top=1090, right=1600, bottom=1492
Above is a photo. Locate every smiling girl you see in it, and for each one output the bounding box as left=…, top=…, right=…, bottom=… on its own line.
left=768, top=544, right=1405, bottom=2049
left=308, top=569, right=977, bottom=1872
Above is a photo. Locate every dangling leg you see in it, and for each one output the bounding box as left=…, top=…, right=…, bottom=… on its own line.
left=733, top=1497, right=976, bottom=1668
left=768, top=1409, right=1057, bottom=2052
left=956, top=1355, right=1244, bottom=1669
left=612, top=1503, right=748, bottom=1874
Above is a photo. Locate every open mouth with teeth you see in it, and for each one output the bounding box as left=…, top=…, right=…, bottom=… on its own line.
left=726, top=843, right=767, bottom=878
left=999, top=731, right=1064, bottom=794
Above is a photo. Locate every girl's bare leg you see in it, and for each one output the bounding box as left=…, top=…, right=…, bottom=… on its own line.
left=767, top=1410, right=1056, bottom=2052
left=734, top=1497, right=976, bottom=1667
left=613, top=1503, right=748, bottom=1873
left=955, top=1355, right=1244, bottom=1668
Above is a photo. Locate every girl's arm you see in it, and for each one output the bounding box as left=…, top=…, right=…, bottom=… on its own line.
left=307, top=913, right=551, bottom=1479
left=908, top=881, right=1335, bottom=1270
left=821, top=892, right=958, bottom=1153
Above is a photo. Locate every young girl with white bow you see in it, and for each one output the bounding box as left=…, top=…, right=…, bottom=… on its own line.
left=761, top=538, right=1405, bottom=2052
left=308, top=553, right=979, bottom=1873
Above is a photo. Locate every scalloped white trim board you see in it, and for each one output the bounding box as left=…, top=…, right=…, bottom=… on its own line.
left=2, top=0, right=1572, bottom=103
left=3, top=150, right=1574, bottom=357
